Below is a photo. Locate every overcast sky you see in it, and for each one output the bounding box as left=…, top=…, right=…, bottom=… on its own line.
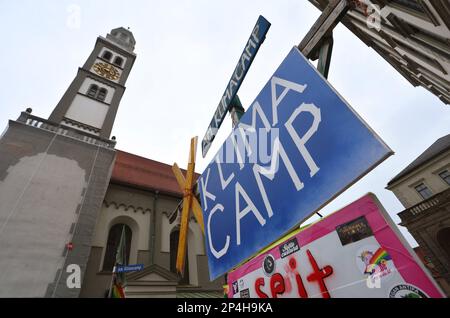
left=1, top=0, right=449, bottom=247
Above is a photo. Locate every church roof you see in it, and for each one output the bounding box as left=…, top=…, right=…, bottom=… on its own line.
left=111, top=150, right=199, bottom=197
left=387, top=134, right=450, bottom=187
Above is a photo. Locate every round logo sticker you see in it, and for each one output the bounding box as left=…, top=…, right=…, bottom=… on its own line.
left=262, top=254, right=276, bottom=276
left=389, top=284, right=428, bottom=298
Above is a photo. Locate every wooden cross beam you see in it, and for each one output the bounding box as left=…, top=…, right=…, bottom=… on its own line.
left=172, top=136, right=205, bottom=275
left=298, top=0, right=352, bottom=59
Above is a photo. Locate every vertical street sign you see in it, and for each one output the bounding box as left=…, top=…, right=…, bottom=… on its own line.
left=201, top=15, right=271, bottom=158
left=198, top=46, right=393, bottom=280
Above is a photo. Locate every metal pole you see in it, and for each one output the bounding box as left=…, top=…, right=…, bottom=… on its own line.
left=107, top=265, right=116, bottom=298
left=316, top=34, right=334, bottom=79
left=229, top=95, right=245, bottom=128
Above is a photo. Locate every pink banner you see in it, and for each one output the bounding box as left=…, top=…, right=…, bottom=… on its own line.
left=227, top=193, right=445, bottom=298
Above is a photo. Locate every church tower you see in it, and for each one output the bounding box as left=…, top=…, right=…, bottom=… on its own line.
left=0, top=27, right=136, bottom=297
left=49, top=27, right=136, bottom=138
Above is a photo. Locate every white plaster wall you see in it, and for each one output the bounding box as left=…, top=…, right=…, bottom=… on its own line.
left=160, top=214, right=171, bottom=253
left=187, top=229, right=199, bottom=286
left=91, top=203, right=150, bottom=269
left=79, top=78, right=115, bottom=104
left=389, top=151, right=450, bottom=208
left=65, top=94, right=109, bottom=129
left=0, top=153, right=86, bottom=297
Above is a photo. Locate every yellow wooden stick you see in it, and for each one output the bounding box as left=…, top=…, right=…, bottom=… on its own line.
left=176, top=137, right=197, bottom=275
left=172, top=163, right=204, bottom=233
left=176, top=194, right=192, bottom=274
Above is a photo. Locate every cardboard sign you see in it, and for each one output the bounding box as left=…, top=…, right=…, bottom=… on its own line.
left=227, top=194, right=444, bottom=298
left=199, top=46, right=392, bottom=280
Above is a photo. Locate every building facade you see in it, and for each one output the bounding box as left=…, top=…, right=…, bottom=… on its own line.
left=0, top=27, right=222, bottom=297
left=80, top=150, right=223, bottom=297
left=308, top=0, right=450, bottom=105
left=386, top=134, right=450, bottom=296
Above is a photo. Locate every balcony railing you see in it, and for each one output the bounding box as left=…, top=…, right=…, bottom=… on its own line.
left=399, top=187, right=450, bottom=223
left=16, top=111, right=116, bottom=149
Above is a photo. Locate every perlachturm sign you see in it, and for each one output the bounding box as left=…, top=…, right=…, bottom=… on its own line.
left=198, top=46, right=392, bottom=280
left=227, top=194, right=445, bottom=298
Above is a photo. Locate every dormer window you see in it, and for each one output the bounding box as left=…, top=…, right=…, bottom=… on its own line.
left=87, top=84, right=98, bottom=98
left=102, top=51, right=112, bottom=61
left=113, top=56, right=123, bottom=67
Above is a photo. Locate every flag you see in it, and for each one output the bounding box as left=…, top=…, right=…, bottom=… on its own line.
left=109, top=225, right=127, bottom=298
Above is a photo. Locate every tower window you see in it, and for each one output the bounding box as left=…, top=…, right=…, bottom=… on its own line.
left=102, top=50, right=112, bottom=61
left=113, top=56, right=123, bottom=67
left=87, top=84, right=98, bottom=98
left=415, top=183, right=433, bottom=200
left=97, top=88, right=108, bottom=102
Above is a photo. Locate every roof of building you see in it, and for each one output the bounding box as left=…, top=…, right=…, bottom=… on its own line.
left=106, top=27, right=136, bottom=52
left=111, top=150, right=199, bottom=197
left=387, top=134, right=450, bottom=186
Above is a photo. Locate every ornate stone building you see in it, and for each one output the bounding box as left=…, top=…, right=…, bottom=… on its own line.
left=308, top=0, right=450, bottom=105
left=386, top=134, right=450, bottom=296
left=0, top=27, right=222, bottom=297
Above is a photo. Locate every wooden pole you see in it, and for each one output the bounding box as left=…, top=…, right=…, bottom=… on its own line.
left=175, top=137, right=198, bottom=275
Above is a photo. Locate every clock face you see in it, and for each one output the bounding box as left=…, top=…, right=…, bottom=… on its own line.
left=92, top=62, right=120, bottom=81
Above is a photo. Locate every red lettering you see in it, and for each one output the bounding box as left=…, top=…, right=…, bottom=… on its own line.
left=306, top=249, right=333, bottom=298
left=289, top=257, right=308, bottom=298
left=270, top=273, right=285, bottom=298
left=255, top=277, right=269, bottom=298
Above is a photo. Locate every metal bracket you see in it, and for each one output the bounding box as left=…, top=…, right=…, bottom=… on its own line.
left=229, top=95, right=245, bottom=128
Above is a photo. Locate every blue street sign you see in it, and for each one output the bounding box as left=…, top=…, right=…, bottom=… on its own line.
left=201, top=15, right=271, bottom=158
left=116, top=264, right=144, bottom=273
left=198, top=46, right=393, bottom=280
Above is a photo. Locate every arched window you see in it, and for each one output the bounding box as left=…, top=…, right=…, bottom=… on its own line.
left=102, top=223, right=132, bottom=271
left=87, top=84, right=98, bottom=98
left=170, top=228, right=189, bottom=285
left=97, top=88, right=108, bottom=102
left=102, top=50, right=112, bottom=61
left=113, top=56, right=123, bottom=67
left=437, top=228, right=450, bottom=260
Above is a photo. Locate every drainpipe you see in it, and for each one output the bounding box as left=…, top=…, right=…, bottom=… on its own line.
left=150, top=190, right=159, bottom=265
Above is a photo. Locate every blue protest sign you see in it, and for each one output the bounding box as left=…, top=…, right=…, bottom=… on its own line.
left=198, top=46, right=392, bottom=280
